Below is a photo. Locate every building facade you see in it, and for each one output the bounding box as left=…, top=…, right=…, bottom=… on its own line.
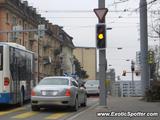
left=73, top=47, right=96, bottom=80
left=58, top=26, right=75, bottom=74
left=0, top=0, right=74, bottom=83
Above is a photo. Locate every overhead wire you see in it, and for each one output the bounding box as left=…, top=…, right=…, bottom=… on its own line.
left=133, top=0, right=158, bottom=12
left=36, top=0, right=159, bottom=26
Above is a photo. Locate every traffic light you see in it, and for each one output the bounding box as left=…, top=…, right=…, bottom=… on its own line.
left=122, top=70, right=126, bottom=76
left=147, top=50, right=154, bottom=64
left=135, top=71, right=140, bottom=76
left=96, top=23, right=106, bottom=49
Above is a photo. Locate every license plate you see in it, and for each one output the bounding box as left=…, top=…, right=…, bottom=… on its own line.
left=41, top=90, right=58, bottom=96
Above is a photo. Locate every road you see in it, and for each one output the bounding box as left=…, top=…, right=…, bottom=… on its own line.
left=0, top=97, right=98, bottom=120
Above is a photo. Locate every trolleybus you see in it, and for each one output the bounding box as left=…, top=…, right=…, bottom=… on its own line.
left=0, top=42, right=34, bottom=105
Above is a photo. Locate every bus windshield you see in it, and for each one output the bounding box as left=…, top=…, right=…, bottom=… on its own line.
left=0, top=46, right=3, bottom=70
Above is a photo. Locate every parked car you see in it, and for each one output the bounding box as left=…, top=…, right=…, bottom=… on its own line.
left=31, top=76, right=87, bottom=111
left=84, top=80, right=100, bottom=96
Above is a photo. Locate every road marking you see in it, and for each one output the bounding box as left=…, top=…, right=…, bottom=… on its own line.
left=45, top=112, right=68, bottom=120
left=0, top=107, right=25, bottom=116
left=66, top=103, right=98, bottom=120
left=12, top=111, right=39, bottom=119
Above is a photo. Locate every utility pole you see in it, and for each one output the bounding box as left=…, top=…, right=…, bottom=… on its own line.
left=140, top=0, right=150, bottom=96
left=98, top=0, right=107, bottom=106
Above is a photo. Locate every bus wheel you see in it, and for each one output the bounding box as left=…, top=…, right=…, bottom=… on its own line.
left=20, top=89, right=24, bottom=106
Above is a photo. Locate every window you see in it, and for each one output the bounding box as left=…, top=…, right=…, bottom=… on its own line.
left=9, top=47, right=33, bottom=82
left=0, top=46, right=3, bottom=70
left=10, top=47, right=18, bottom=81
left=19, top=20, right=22, bottom=25
left=24, top=23, right=27, bottom=30
left=6, top=13, right=9, bottom=24
left=39, top=78, right=69, bottom=85
left=12, top=16, right=17, bottom=25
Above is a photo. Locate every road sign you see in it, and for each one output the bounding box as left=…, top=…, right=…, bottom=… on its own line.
left=38, top=24, right=45, bottom=37
left=94, top=8, right=108, bottom=22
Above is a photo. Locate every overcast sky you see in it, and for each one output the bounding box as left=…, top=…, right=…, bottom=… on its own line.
left=26, top=0, right=158, bottom=80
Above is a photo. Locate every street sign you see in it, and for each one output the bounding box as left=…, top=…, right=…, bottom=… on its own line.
left=38, top=24, right=45, bottom=37
left=94, top=8, right=108, bottom=22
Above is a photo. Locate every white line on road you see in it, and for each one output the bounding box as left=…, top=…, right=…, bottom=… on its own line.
left=66, top=103, right=98, bottom=120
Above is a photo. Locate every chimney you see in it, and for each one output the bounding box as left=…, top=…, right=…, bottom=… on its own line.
left=33, top=8, right=36, bottom=13
left=23, top=1, right=28, bottom=6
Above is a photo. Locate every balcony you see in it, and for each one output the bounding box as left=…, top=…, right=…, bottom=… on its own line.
left=43, top=56, right=52, bottom=65
left=29, top=33, right=38, bottom=42
left=54, top=48, right=61, bottom=56
left=43, top=43, right=51, bottom=49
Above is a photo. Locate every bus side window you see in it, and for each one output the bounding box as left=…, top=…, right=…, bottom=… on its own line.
left=0, top=47, right=3, bottom=70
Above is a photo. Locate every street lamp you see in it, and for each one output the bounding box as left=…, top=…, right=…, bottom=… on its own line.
left=126, top=59, right=130, bottom=62
left=106, top=27, right=112, bottom=30
left=117, top=47, right=123, bottom=50
left=108, top=64, right=112, bottom=67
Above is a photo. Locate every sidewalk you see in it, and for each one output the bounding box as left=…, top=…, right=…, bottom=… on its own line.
left=68, top=96, right=160, bottom=120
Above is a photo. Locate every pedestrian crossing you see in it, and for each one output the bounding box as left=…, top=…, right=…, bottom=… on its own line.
left=0, top=107, right=25, bottom=116
left=0, top=106, right=71, bottom=119
left=12, top=111, right=39, bottom=119
left=45, top=113, right=68, bottom=120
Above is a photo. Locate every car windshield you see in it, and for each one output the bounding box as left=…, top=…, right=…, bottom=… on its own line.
left=85, top=80, right=99, bottom=85
left=39, top=78, right=69, bottom=85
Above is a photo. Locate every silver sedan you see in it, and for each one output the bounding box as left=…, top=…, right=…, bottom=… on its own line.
left=31, top=76, right=87, bottom=111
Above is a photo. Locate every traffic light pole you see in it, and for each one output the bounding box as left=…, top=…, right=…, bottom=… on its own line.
left=98, top=0, right=107, bottom=106
left=140, top=0, right=150, bottom=96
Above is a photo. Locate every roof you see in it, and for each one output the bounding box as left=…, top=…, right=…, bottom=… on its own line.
left=43, top=76, right=74, bottom=80
left=0, top=42, right=34, bottom=53
left=0, top=42, right=26, bottom=50
left=59, top=28, right=75, bottom=49
left=75, top=46, right=96, bottom=49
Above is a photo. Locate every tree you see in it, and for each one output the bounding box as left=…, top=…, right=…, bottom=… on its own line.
left=148, top=1, right=160, bottom=80
left=146, top=2, right=160, bottom=100
left=73, top=56, right=89, bottom=79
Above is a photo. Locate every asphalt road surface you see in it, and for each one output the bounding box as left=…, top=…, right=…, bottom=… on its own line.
left=0, top=97, right=99, bottom=120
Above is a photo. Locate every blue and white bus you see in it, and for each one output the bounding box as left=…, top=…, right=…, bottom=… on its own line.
left=0, top=42, right=35, bottom=105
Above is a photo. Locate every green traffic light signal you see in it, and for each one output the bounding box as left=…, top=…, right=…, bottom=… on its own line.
left=96, top=24, right=106, bottom=48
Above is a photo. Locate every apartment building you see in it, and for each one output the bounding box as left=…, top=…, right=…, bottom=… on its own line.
left=0, top=0, right=74, bottom=82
